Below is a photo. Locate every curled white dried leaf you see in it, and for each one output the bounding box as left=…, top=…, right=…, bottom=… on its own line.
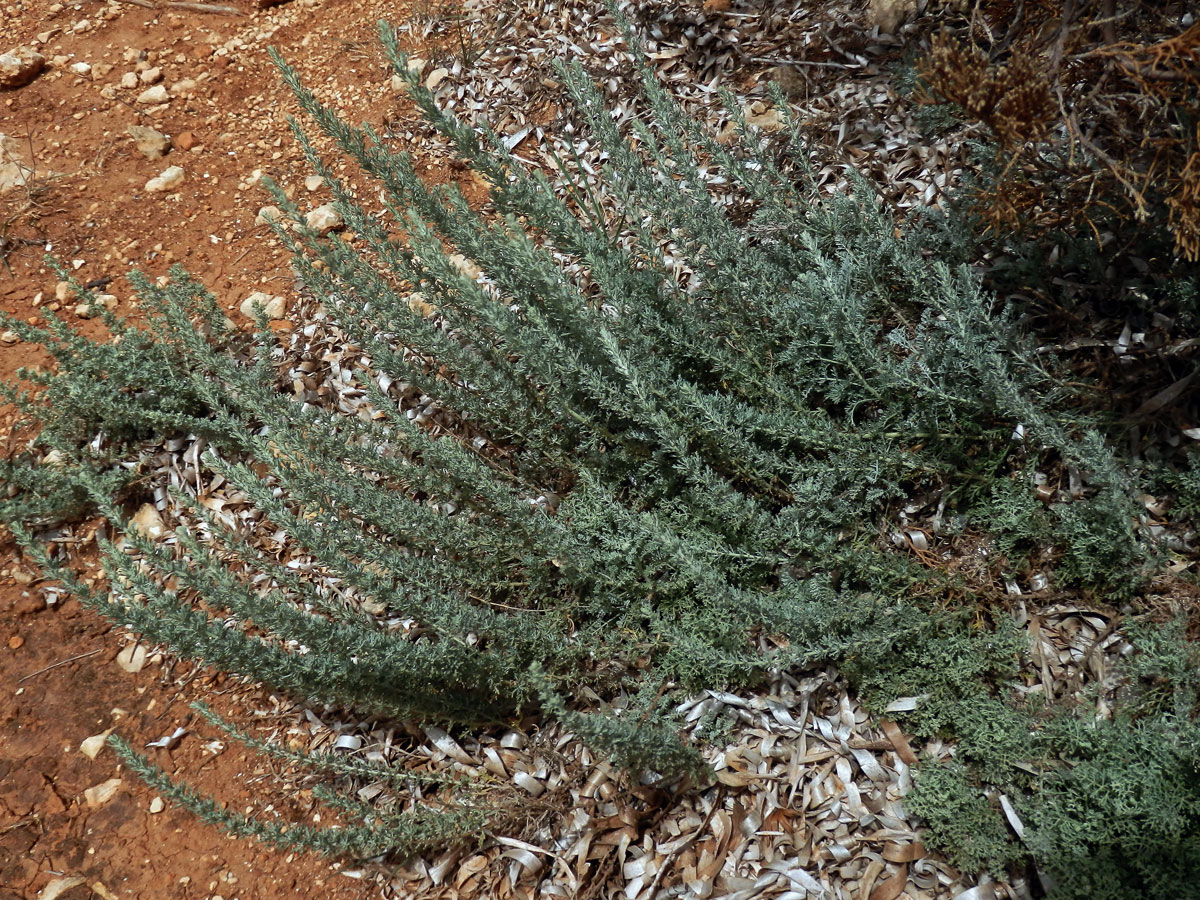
left=764, top=699, right=805, bottom=730
left=998, top=793, right=1025, bottom=840
left=499, top=730, right=526, bottom=749
left=145, top=726, right=186, bottom=750
left=482, top=746, right=507, bottom=777
left=705, top=689, right=751, bottom=708
left=500, top=846, right=543, bottom=873
left=776, top=863, right=827, bottom=896
left=952, top=885, right=997, bottom=900
left=850, top=746, right=886, bottom=782
left=428, top=850, right=461, bottom=886
left=512, top=771, right=545, bottom=796
left=424, top=725, right=474, bottom=764
left=884, top=695, right=927, bottom=713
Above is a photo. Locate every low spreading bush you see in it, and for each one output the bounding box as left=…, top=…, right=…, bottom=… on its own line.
left=4, top=18, right=1198, bottom=896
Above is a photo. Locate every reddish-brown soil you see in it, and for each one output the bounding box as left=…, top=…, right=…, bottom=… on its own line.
left=1, top=578, right=373, bottom=900
left=0, top=1, right=448, bottom=897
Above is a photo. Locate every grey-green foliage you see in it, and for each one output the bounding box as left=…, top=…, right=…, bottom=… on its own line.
left=1026, top=715, right=1200, bottom=900
left=0, top=266, right=237, bottom=524
left=1, top=17, right=1186, bottom=887
left=1150, top=450, right=1200, bottom=524
left=906, top=761, right=1021, bottom=874
left=899, top=619, right=1200, bottom=900
left=107, top=731, right=484, bottom=857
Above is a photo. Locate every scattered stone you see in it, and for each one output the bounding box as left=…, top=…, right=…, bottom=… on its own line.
left=867, top=0, right=917, bottom=33
left=144, top=165, right=184, bottom=192
left=127, top=124, right=170, bottom=160
left=79, top=729, right=115, bottom=760
left=766, top=65, right=806, bottom=101
left=55, top=280, right=75, bottom=302
left=72, top=19, right=91, bottom=33
left=138, top=66, right=162, bottom=84
left=135, top=84, right=169, bottom=105
left=0, top=133, right=37, bottom=192
left=8, top=635, right=24, bottom=650
left=304, top=203, right=342, bottom=234
left=174, top=130, right=198, bottom=151
left=239, top=291, right=286, bottom=320
left=407, top=292, right=436, bottom=317
left=389, top=59, right=429, bottom=91
left=119, top=71, right=138, bottom=89
left=425, top=67, right=449, bottom=90
left=0, top=48, right=46, bottom=89
left=447, top=252, right=482, bottom=280
left=116, top=642, right=147, bottom=673
left=304, top=174, right=323, bottom=192
left=83, top=778, right=123, bottom=808
left=255, top=205, right=283, bottom=225
left=129, top=502, right=166, bottom=539
left=0, top=330, right=18, bottom=344
left=148, top=797, right=165, bottom=814
left=74, top=295, right=117, bottom=318
left=170, top=78, right=197, bottom=95
left=38, top=877, right=87, bottom=900
left=68, top=61, right=91, bottom=76
left=745, top=107, right=784, bottom=132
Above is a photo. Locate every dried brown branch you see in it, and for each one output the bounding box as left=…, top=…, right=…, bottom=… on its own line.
left=917, top=6, right=1199, bottom=255
left=113, top=0, right=244, bottom=14
left=166, top=1, right=243, bottom=13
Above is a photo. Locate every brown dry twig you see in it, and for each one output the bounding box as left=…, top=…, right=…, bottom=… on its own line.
left=0, top=136, right=62, bottom=273
left=917, top=7, right=1199, bottom=257
left=17, top=649, right=104, bottom=684
left=113, top=0, right=244, bottom=14
left=919, top=32, right=1056, bottom=151
left=643, top=786, right=725, bottom=899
